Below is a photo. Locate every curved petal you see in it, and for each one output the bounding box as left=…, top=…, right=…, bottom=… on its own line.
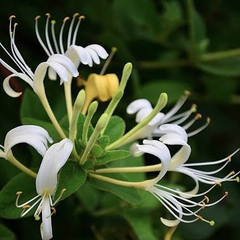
left=66, top=45, right=92, bottom=66
left=85, top=47, right=101, bottom=64
left=4, top=125, right=53, bottom=158
left=40, top=195, right=52, bottom=240
left=159, top=124, right=188, bottom=142
left=3, top=73, right=33, bottom=97
left=86, top=44, right=108, bottom=59
left=36, top=139, right=73, bottom=195
left=137, top=140, right=171, bottom=183
left=47, top=54, right=79, bottom=78
left=127, top=99, right=152, bottom=114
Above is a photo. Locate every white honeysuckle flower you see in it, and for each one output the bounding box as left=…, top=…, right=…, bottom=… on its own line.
left=35, top=13, right=108, bottom=80
left=0, top=125, right=53, bottom=159
left=137, top=125, right=239, bottom=227
left=127, top=92, right=210, bottom=140
left=1, top=16, right=79, bottom=98
left=16, top=138, right=73, bottom=240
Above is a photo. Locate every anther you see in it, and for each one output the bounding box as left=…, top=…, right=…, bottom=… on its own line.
left=215, top=182, right=222, bottom=186
left=79, top=15, right=85, bottom=20
left=184, top=90, right=191, bottom=96
left=73, top=13, right=79, bottom=18
left=206, top=117, right=210, bottom=123
left=225, top=191, right=229, bottom=196
left=16, top=191, right=23, bottom=195
left=204, top=195, right=210, bottom=203
left=201, top=202, right=206, bottom=209
left=9, top=15, right=16, bottom=20
left=60, top=188, right=67, bottom=195
left=35, top=15, right=41, bottom=20
left=46, top=13, right=51, bottom=18
left=51, top=207, right=57, bottom=214
left=195, top=113, right=202, bottom=120
left=63, top=17, right=70, bottom=23
left=22, top=204, right=31, bottom=209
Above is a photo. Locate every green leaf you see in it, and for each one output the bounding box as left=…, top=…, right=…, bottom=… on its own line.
left=103, top=116, right=125, bottom=144
left=55, top=161, right=87, bottom=201
left=0, top=173, right=36, bottom=219
left=0, top=223, right=16, bottom=240
left=198, top=55, right=240, bottom=76
left=139, top=80, right=191, bottom=105
left=75, top=181, right=100, bottom=212
left=20, top=89, right=48, bottom=121
left=97, top=150, right=131, bottom=165
left=90, top=173, right=142, bottom=205
left=122, top=211, right=157, bottom=240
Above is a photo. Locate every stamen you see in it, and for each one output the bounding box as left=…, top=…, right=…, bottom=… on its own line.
left=59, top=17, right=70, bottom=53
left=72, top=15, right=85, bottom=45
left=51, top=20, right=60, bottom=53
left=45, top=13, right=55, bottom=55
left=100, top=47, right=117, bottom=75
left=187, top=117, right=210, bottom=137
left=204, top=195, right=210, bottom=203
left=67, top=13, right=79, bottom=48
left=35, top=15, right=51, bottom=56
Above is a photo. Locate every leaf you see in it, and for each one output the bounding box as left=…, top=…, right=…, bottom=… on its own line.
left=96, top=150, right=131, bottom=165
left=139, top=80, right=191, bottom=105
left=0, top=223, right=16, bottom=240
left=90, top=173, right=142, bottom=205
left=0, top=173, right=36, bottom=219
left=20, top=89, right=49, bottom=121
left=198, top=55, right=240, bottom=76
left=103, top=116, right=126, bottom=144
left=55, top=161, right=87, bottom=201
left=122, top=211, right=157, bottom=240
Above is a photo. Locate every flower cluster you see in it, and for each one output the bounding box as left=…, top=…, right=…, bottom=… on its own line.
left=0, top=13, right=239, bottom=240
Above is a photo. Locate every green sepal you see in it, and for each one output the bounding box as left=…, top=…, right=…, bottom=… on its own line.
left=96, top=150, right=131, bottom=165
left=103, top=116, right=125, bottom=144
left=90, top=173, right=142, bottom=205
left=91, top=144, right=105, bottom=158
left=55, top=161, right=87, bottom=201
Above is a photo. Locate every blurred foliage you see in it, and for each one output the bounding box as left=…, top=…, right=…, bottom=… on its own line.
left=0, top=0, right=240, bottom=239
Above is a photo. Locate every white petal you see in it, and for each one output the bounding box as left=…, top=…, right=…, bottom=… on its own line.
left=85, top=47, right=101, bottom=64
left=36, top=139, right=73, bottom=195
left=4, top=125, right=52, bottom=157
left=137, top=140, right=171, bottom=183
left=40, top=195, right=52, bottom=240
left=47, top=54, right=79, bottom=77
left=3, top=73, right=33, bottom=97
left=86, top=44, right=108, bottom=59
left=66, top=45, right=92, bottom=66
left=159, top=124, right=188, bottom=142
left=127, top=99, right=152, bottom=114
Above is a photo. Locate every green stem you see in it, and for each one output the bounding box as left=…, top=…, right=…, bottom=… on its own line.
left=8, top=151, right=37, bottom=178
left=38, top=90, right=66, bottom=139
left=64, top=81, right=73, bottom=124
left=89, top=173, right=154, bottom=189
left=80, top=113, right=108, bottom=165
left=106, top=93, right=168, bottom=150
left=93, top=163, right=161, bottom=174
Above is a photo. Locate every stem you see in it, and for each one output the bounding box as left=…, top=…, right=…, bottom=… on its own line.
left=69, top=89, right=85, bottom=142
left=89, top=173, right=153, bottom=189
left=94, top=163, right=161, bottom=174
left=164, top=226, right=178, bottom=240
left=106, top=93, right=168, bottom=150
left=80, top=113, right=108, bottom=165
left=8, top=151, right=37, bottom=178
left=64, top=81, right=73, bottom=124
left=38, top=90, right=66, bottom=139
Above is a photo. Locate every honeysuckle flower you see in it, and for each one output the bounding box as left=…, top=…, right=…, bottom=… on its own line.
left=16, top=138, right=73, bottom=240
left=137, top=138, right=228, bottom=227
left=127, top=92, right=209, bottom=140
left=1, top=16, right=79, bottom=98
left=35, top=13, right=108, bottom=79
